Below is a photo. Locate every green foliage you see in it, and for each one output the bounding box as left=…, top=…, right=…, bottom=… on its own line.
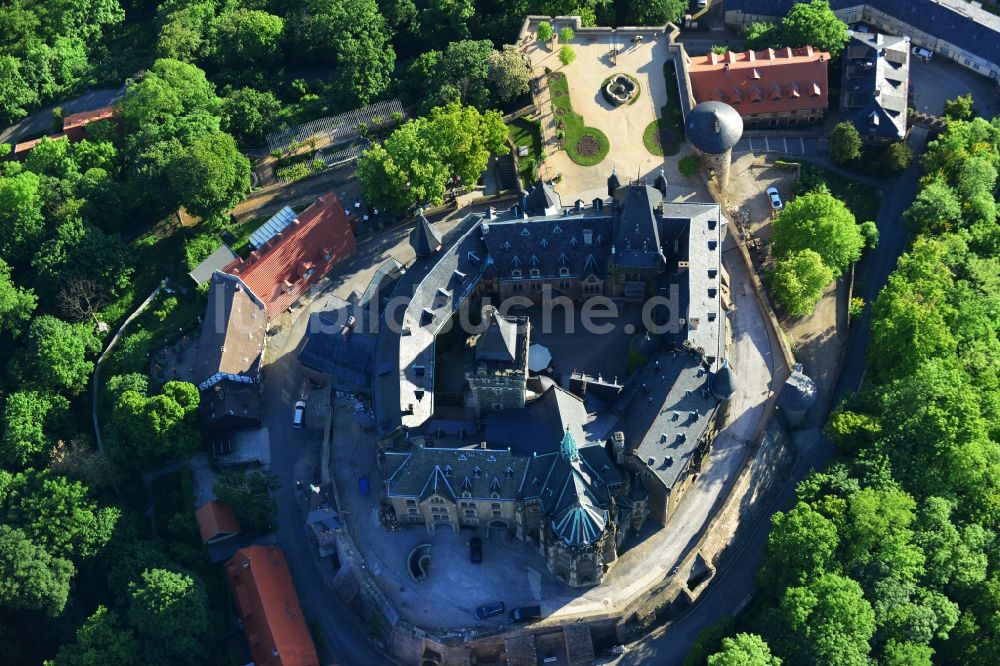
left=108, top=381, right=201, bottom=468
left=558, top=45, right=577, bottom=66
left=1, top=390, right=71, bottom=467
left=357, top=102, right=507, bottom=212
left=536, top=21, right=553, bottom=42
left=770, top=249, right=834, bottom=316
left=547, top=72, right=610, bottom=166
left=208, top=9, right=284, bottom=74
left=904, top=179, right=962, bottom=234
left=0, top=525, right=74, bottom=616
left=848, top=296, right=865, bottom=319
left=165, top=131, right=250, bottom=218
left=882, top=141, right=913, bottom=174
left=48, top=605, right=141, bottom=666
left=771, top=190, right=864, bottom=276
left=223, top=87, right=282, bottom=147
left=0, top=257, right=36, bottom=335
left=618, top=0, right=688, bottom=24
left=0, top=170, right=45, bottom=263
left=488, top=45, right=532, bottom=104
left=127, top=568, right=209, bottom=661
left=778, top=573, right=875, bottom=665
left=679, top=154, right=700, bottom=177
left=25, top=315, right=100, bottom=394
left=760, top=501, right=839, bottom=590
left=32, top=216, right=134, bottom=298
left=859, top=220, right=879, bottom=249
left=685, top=616, right=736, bottom=666
left=942, top=94, right=975, bottom=121
left=558, top=27, right=575, bottom=43
left=213, top=469, right=280, bottom=532
left=707, top=634, right=781, bottom=666
left=745, top=22, right=781, bottom=51
left=830, top=122, right=862, bottom=165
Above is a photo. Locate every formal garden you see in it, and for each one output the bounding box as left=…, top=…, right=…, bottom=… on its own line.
left=548, top=71, right=610, bottom=166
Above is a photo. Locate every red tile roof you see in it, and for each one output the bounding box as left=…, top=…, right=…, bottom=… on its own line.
left=195, top=500, right=241, bottom=543
left=689, top=46, right=831, bottom=116
left=62, top=105, right=116, bottom=131
left=12, top=133, right=67, bottom=156
left=225, top=193, right=357, bottom=318
left=226, top=546, right=319, bottom=666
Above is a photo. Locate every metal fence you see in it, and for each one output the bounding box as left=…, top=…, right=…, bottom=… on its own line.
left=266, top=99, right=405, bottom=154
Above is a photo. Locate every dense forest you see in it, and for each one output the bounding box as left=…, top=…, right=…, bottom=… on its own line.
left=691, top=117, right=1000, bottom=665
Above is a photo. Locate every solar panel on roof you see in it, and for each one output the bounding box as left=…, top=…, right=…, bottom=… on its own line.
left=249, top=206, right=298, bottom=249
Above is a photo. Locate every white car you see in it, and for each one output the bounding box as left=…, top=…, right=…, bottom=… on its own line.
left=911, top=46, right=933, bottom=62
left=292, top=400, right=306, bottom=428
left=697, top=0, right=709, bottom=7
left=766, top=187, right=783, bottom=210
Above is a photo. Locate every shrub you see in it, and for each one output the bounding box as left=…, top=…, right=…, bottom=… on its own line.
left=849, top=296, right=865, bottom=319
left=559, top=45, right=576, bottom=66
left=559, top=27, right=575, bottom=43
left=537, top=21, right=553, bottom=42
left=679, top=154, right=700, bottom=177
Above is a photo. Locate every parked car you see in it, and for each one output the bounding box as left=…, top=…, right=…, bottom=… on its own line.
left=470, top=536, right=483, bottom=564
left=766, top=187, right=783, bottom=210
left=475, top=601, right=505, bottom=620
left=912, top=46, right=933, bottom=62
left=853, top=23, right=871, bottom=33
left=509, top=605, right=543, bottom=623
left=292, top=400, right=306, bottom=428
left=696, top=0, right=709, bottom=8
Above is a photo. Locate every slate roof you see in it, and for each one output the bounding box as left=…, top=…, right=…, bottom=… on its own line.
left=189, top=244, right=238, bottom=285
left=297, top=303, right=376, bottom=394
left=725, top=0, right=1000, bottom=68
left=778, top=370, right=817, bottom=412
left=225, top=193, right=357, bottom=317
left=685, top=101, right=743, bottom=154
left=613, top=183, right=666, bottom=270
left=226, top=546, right=319, bottom=666
left=485, top=384, right=596, bottom=455
left=194, top=272, right=268, bottom=390
left=841, top=32, right=909, bottom=140
left=473, top=307, right=521, bottom=364
left=384, top=446, right=527, bottom=501
left=481, top=214, right=614, bottom=281
left=523, top=178, right=562, bottom=216
left=710, top=359, right=737, bottom=400
left=410, top=212, right=443, bottom=257
left=200, top=379, right=261, bottom=431
left=688, top=46, right=831, bottom=115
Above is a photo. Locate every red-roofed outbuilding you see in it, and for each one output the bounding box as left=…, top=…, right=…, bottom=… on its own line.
left=195, top=500, right=241, bottom=544
left=226, top=546, right=320, bottom=666
left=225, top=193, right=357, bottom=318
left=62, top=105, right=118, bottom=141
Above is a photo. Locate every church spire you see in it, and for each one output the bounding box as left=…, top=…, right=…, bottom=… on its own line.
left=560, top=427, right=579, bottom=462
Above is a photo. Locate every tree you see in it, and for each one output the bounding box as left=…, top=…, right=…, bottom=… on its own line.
left=708, top=633, right=781, bottom=666
left=127, top=568, right=208, bottom=661
left=110, top=381, right=201, bottom=467
left=2, top=468, right=120, bottom=560
left=0, top=55, right=40, bottom=125
left=771, top=191, right=864, bottom=276
left=1, top=390, right=70, bottom=467
left=48, top=437, right=122, bottom=490
left=488, top=45, right=531, bottom=105
left=745, top=21, right=781, bottom=51
left=619, top=0, right=688, bottom=25
left=437, top=39, right=495, bottom=110
left=942, top=94, right=975, bottom=121
left=770, top=250, right=835, bottom=316
left=213, top=470, right=280, bottom=532
left=57, top=278, right=107, bottom=323
left=904, top=179, right=962, bottom=235
left=859, top=220, right=879, bottom=250
left=882, top=142, right=913, bottom=174
left=778, top=573, right=875, bottom=666
left=558, top=26, right=575, bottom=43
left=882, top=640, right=933, bottom=666
left=780, top=0, right=849, bottom=56
left=760, top=501, right=839, bottom=591
left=25, top=315, right=100, bottom=394
left=685, top=617, right=736, bottom=666
left=830, top=122, right=862, bottom=165
left=32, top=217, right=134, bottom=298
left=222, top=87, right=281, bottom=147
left=208, top=9, right=284, bottom=74
left=156, top=2, right=215, bottom=63
left=166, top=131, right=250, bottom=218
left=536, top=21, right=553, bottom=43
left=47, top=605, right=141, bottom=666
left=0, top=258, right=36, bottom=335
left=0, top=525, right=74, bottom=616
left=559, top=45, right=577, bottom=66
left=0, top=170, right=46, bottom=263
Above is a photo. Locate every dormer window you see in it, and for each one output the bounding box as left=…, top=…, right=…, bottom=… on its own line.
left=559, top=267, right=569, bottom=277
left=540, top=238, right=549, bottom=249
left=512, top=269, right=522, bottom=278
left=570, top=236, right=578, bottom=247
left=520, top=227, right=530, bottom=237
left=511, top=255, right=521, bottom=267
left=558, top=252, right=568, bottom=266
left=444, top=465, right=452, bottom=476
left=529, top=255, right=539, bottom=267
left=502, top=240, right=510, bottom=251
left=552, top=225, right=562, bottom=234
left=473, top=466, right=482, bottom=478
left=530, top=268, right=540, bottom=277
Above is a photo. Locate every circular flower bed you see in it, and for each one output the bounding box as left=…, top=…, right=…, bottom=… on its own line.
left=576, top=135, right=601, bottom=157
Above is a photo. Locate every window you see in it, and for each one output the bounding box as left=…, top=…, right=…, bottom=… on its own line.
left=492, top=510, right=502, bottom=519
left=430, top=497, right=443, bottom=504
left=559, top=281, right=570, bottom=290
left=532, top=283, right=542, bottom=291
left=406, top=499, right=416, bottom=507
left=408, top=508, right=419, bottom=515
left=464, top=509, right=476, bottom=518
left=491, top=503, right=501, bottom=511
left=434, top=514, right=449, bottom=522
left=559, top=267, right=569, bottom=277
left=530, top=268, right=540, bottom=277
left=511, top=269, right=522, bottom=278
left=513, top=283, right=524, bottom=292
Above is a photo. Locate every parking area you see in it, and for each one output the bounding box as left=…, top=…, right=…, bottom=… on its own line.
left=909, top=55, right=1000, bottom=118
left=733, top=136, right=820, bottom=156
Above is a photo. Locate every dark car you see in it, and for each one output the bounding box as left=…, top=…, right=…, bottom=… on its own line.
left=475, top=601, right=505, bottom=620
left=470, top=536, right=482, bottom=563
left=509, top=605, right=543, bottom=623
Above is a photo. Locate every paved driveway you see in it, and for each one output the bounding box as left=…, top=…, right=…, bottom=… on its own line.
left=909, top=57, right=1000, bottom=118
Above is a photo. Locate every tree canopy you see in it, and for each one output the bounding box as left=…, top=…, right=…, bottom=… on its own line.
left=771, top=190, right=865, bottom=276
left=213, top=470, right=280, bottom=532
left=770, top=250, right=834, bottom=316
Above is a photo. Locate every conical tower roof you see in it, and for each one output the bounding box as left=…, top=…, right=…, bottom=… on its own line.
left=710, top=358, right=737, bottom=401
left=685, top=101, right=743, bottom=154
left=607, top=166, right=621, bottom=197
left=654, top=167, right=668, bottom=196
left=409, top=211, right=442, bottom=257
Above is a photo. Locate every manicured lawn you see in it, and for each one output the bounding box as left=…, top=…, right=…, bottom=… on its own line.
left=509, top=117, right=543, bottom=186
left=548, top=71, right=610, bottom=166
left=647, top=61, right=684, bottom=157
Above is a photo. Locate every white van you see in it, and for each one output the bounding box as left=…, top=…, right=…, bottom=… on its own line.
left=292, top=400, right=306, bottom=428
left=912, top=46, right=933, bottom=62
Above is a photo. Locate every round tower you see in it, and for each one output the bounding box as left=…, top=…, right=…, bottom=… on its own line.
left=684, top=101, right=743, bottom=190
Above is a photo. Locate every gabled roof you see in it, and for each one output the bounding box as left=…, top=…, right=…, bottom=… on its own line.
left=194, top=272, right=268, bottom=390
left=225, top=193, right=357, bottom=317
left=689, top=46, right=831, bottom=116
left=613, top=183, right=666, bottom=270
left=841, top=32, right=909, bottom=140
left=189, top=244, right=239, bottom=285
left=195, top=501, right=240, bottom=543
left=410, top=212, right=443, bottom=257
left=524, top=179, right=562, bottom=216
left=62, top=105, right=116, bottom=131
left=384, top=446, right=527, bottom=501
left=226, top=546, right=319, bottom=666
